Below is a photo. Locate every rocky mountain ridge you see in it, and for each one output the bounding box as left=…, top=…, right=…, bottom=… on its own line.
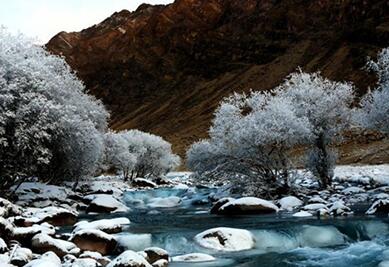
left=47, top=0, right=389, bottom=161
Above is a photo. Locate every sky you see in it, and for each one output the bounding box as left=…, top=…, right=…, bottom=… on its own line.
left=0, top=0, right=173, bottom=43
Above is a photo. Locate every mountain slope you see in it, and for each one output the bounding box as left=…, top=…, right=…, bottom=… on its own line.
left=47, top=0, right=389, bottom=159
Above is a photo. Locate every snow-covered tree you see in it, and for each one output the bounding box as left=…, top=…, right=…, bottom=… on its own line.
left=276, top=71, right=354, bottom=188
left=0, top=29, right=108, bottom=190
left=187, top=71, right=354, bottom=194
left=122, top=130, right=181, bottom=178
left=103, top=131, right=136, bottom=180
left=188, top=91, right=312, bottom=197
left=358, top=48, right=389, bottom=134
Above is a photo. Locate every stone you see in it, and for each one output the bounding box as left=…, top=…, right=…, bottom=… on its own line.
left=71, top=229, right=117, bottom=255
left=143, top=247, right=168, bottom=264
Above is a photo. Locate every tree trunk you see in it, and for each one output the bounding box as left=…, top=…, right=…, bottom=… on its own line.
left=316, top=133, right=331, bottom=189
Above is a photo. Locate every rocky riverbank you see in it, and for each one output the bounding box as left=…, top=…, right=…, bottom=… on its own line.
left=0, top=165, right=389, bottom=266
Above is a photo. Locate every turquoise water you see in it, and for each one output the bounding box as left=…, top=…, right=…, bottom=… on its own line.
left=87, top=187, right=389, bottom=266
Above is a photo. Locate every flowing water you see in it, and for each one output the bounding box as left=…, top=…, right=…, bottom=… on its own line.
left=86, top=187, right=389, bottom=267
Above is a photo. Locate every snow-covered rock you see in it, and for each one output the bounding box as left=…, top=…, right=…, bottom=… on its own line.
left=374, top=193, right=389, bottom=200
left=85, top=194, right=129, bottom=213
left=0, top=217, right=14, bottom=241
left=71, top=229, right=117, bottom=255
left=32, top=233, right=80, bottom=257
left=63, top=255, right=100, bottom=267
left=342, top=186, right=365, bottom=195
left=172, top=253, right=216, bottom=262
left=278, top=196, right=303, bottom=211
left=302, top=203, right=327, bottom=211
left=328, top=201, right=352, bottom=216
left=107, top=250, right=152, bottom=267
left=195, top=227, right=255, bottom=251
left=24, top=251, right=61, bottom=267
left=0, top=238, right=7, bottom=253
left=307, top=196, right=328, bottom=204
left=210, top=198, right=235, bottom=214
left=302, top=203, right=329, bottom=216
left=73, top=218, right=130, bottom=234
left=366, top=199, right=389, bottom=215
left=217, top=197, right=279, bottom=215
left=0, top=198, right=23, bottom=217
left=83, top=175, right=133, bottom=197
left=143, top=247, right=169, bottom=264
left=151, top=259, right=168, bottom=267
left=80, top=251, right=111, bottom=266
left=13, top=223, right=56, bottom=245
left=292, top=211, right=313, bottom=217
left=16, top=206, right=78, bottom=226
left=14, top=182, right=74, bottom=205
left=10, top=247, right=33, bottom=266
left=334, top=165, right=389, bottom=185
left=132, top=178, right=157, bottom=188
left=148, top=196, right=181, bottom=208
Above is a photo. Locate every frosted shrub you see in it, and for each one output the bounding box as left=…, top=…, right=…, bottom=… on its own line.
left=358, top=48, right=389, bottom=134
left=0, top=30, right=108, bottom=190
left=187, top=91, right=311, bottom=197
left=277, top=71, right=354, bottom=188
left=104, top=130, right=180, bottom=180
left=187, top=71, right=354, bottom=194
left=125, top=130, right=181, bottom=178
left=103, top=131, right=137, bottom=180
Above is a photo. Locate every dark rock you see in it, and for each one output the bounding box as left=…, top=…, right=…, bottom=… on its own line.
left=144, top=247, right=169, bottom=264
left=71, top=230, right=117, bottom=256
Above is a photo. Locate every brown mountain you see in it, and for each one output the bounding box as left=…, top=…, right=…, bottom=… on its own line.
left=47, top=0, right=389, bottom=162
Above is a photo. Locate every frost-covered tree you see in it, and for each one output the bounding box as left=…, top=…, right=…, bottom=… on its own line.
left=0, top=29, right=108, bottom=190
left=187, top=71, right=354, bottom=194
left=103, top=131, right=136, bottom=180
left=188, top=91, right=312, bottom=197
left=358, top=48, right=389, bottom=134
left=276, top=71, right=354, bottom=188
left=122, top=130, right=181, bottom=178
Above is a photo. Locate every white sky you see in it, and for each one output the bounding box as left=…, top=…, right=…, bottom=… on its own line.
left=0, top=0, right=173, bottom=43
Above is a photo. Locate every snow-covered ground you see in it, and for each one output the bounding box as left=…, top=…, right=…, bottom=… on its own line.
left=334, top=164, right=389, bottom=185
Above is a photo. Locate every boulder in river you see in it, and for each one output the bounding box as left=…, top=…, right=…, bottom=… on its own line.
left=210, top=198, right=235, bottom=214
left=24, top=251, right=61, bottom=267
left=151, top=259, right=168, bottom=267
left=278, top=196, right=303, bottom=211
left=73, top=217, right=130, bottom=234
left=132, top=178, right=157, bottom=188
left=80, top=251, right=111, bottom=266
left=195, top=227, right=255, bottom=251
left=366, top=199, right=389, bottom=215
left=15, top=206, right=78, bottom=226
left=32, top=233, right=80, bottom=257
left=172, top=253, right=216, bottom=262
left=216, top=197, right=279, bottom=215
left=71, top=229, right=117, bottom=255
left=107, top=250, right=152, bottom=267
left=143, top=247, right=169, bottom=264
left=13, top=223, right=56, bottom=246
left=85, top=194, right=129, bottom=213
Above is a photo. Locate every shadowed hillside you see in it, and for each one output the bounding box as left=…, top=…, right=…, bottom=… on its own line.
left=47, top=0, right=389, bottom=161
